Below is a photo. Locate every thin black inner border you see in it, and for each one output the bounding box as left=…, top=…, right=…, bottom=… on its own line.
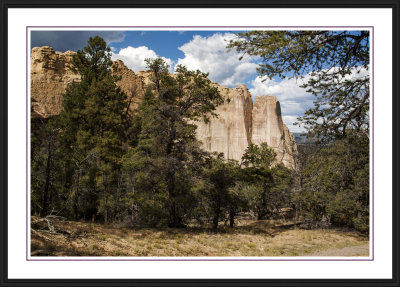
left=26, top=25, right=374, bottom=262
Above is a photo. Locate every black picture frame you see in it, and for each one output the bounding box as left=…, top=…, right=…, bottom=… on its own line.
left=1, top=0, right=399, bottom=286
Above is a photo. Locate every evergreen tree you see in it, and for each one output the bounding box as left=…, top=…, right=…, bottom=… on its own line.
left=123, top=58, right=222, bottom=227
left=241, top=143, right=292, bottom=219
left=228, top=31, right=369, bottom=141
left=201, top=153, right=239, bottom=229
left=31, top=113, right=58, bottom=217
left=57, top=36, right=127, bottom=222
left=229, top=31, right=369, bottom=231
left=297, top=132, right=369, bottom=232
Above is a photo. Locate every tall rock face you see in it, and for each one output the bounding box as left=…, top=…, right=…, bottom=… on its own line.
left=111, top=60, right=145, bottom=113
left=251, top=96, right=298, bottom=169
left=31, top=47, right=143, bottom=117
left=30, top=46, right=298, bottom=169
left=195, top=84, right=253, bottom=161
left=31, top=46, right=80, bottom=117
left=195, top=88, right=297, bottom=169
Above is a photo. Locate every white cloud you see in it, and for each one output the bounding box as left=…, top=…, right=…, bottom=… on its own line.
left=111, top=46, right=174, bottom=72
left=102, top=31, right=126, bottom=44
left=176, top=33, right=259, bottom=87
left=249, top=65, right=369, bottom=132
left=250, top=75, right=315, bottom=132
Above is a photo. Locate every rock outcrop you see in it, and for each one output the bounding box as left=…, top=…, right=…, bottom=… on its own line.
left=31, top=47, right=144, bottom=117
left=111, top=60, right=145, bottom=113
left=251, top=96, right=297, bottom=168
left=195, top=87, right=297, bottom=168
left=195, top=84, right=253, bottom=161
left=31, top=46, right=80, bottom=117
left=30, top=46, right=298, bottom=169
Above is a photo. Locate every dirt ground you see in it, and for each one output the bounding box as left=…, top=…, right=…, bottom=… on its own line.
left=309, top=243, right=369, bottom=256
left=31, top=216, right=369, bottom=257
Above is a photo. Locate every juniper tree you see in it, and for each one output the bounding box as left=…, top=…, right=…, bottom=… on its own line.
left=200, top=154, right=239, bottom=229
left=241, top=143, right=292, bottom=219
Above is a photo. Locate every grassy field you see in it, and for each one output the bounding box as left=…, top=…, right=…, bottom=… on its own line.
left=31, top=216, right=369, bottom=257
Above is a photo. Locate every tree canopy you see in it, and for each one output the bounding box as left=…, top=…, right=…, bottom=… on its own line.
left=58, top=36, right=128, bottom=222
left=30, top=35, right=369, bottom=234
left=227, top=31, right=370, bottom=141
left=123, top=58, right=223, bottom=227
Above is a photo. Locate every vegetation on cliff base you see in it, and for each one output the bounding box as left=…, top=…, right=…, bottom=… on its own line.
left=228, top=30, right=370, bottom=233
left=31, top=34, right=369, bottom=236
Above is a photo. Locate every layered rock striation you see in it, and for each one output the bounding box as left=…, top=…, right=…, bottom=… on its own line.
left=30, top=46, right=297, bottom=169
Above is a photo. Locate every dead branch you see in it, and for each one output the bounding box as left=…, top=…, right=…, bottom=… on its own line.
left=31, top=217, right=56, bottom=233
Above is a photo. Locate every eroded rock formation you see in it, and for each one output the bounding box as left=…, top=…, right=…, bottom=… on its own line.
left=251, top=96, right=297, bottom=169
left=195, top=84, right=253, bottom=161
left=30, top=46, right=297, bottom=168
left=31, top=47, right=144, bottom=117
left=195, top=87, right=297, bottom=168
left=31, top=46, right=80, bottom=117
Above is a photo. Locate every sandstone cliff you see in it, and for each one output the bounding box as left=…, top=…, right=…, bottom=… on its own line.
left=30, top=46, right=297, bottom=169
left=31, top=46, right=80, bottom=117
left=195, top=87, right=297, bottom=168
left=195, top=84, right=253, bottom=161
left=251, top=96, right=297, bottom=169
left=31, top=47, right=144, bottom=117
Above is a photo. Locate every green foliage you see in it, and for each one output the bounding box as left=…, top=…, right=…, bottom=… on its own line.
left=241, top=142, right=276, bottom=169
left=123, top=58, right=222, bottom=227
left=296, top=132, right=369, bottom=232
left=56, top=36, right=128, bottom=221
left=240, top=143, right=292, bottom=219
left=200, top=154, right=240, bottom=228
left=31, top=114, right=59, bottom=216
left=228, top=31, right=369, bottom=141
left=30, top=35, right=369, bottom=235
left=229, top=30, right=370, bottom=232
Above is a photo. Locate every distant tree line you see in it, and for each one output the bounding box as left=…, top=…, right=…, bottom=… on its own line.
left=31, top=35, right=369, bottom=233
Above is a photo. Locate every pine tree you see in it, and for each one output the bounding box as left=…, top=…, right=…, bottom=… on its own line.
left=228, top=31, right=369, bottom=141
left=241, top=143, right=292, bottom=219
left=57, top=36, right=127, bottom=222
left=123, top=58, right=222, bottom=227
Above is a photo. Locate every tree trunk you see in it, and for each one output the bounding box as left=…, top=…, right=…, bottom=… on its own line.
left=131, top=203, right=134, bottom=222
left=212, top=213, right=219, bottom=230
left=73, top=170, right=80, bottom=220
left=104, top=189, right=108, bottom=224
left=40, top=141, right=52, bottom=217
left=229, top=210, right=235, bottom=228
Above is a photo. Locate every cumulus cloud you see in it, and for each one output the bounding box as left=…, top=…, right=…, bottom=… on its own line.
left=111, top=46, right=174, bottom=72
left=249, top=75, right=315, bottom=132
left=31, top=31, right=125, bottom=52
left=249, top=65, right=370, bottom=132
left=176, top=33, right=259, bottom=87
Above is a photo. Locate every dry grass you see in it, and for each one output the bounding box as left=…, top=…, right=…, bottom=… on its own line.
left=30, top=217, right=369, bottom=257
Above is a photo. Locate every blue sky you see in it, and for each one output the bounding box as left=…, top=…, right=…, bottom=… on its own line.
left=31, top=30, right=319, bottom=132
